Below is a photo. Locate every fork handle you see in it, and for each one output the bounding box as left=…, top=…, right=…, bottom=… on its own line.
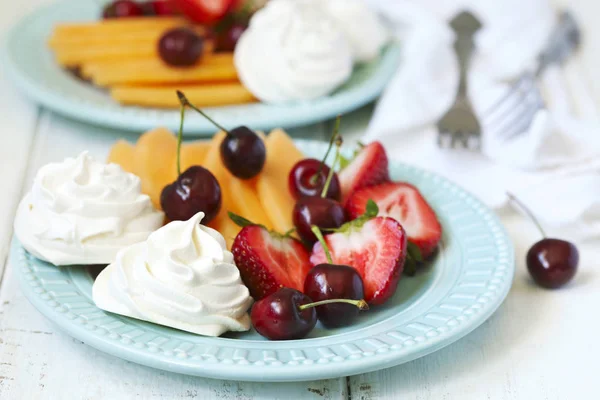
left=454, top=33, right=476, bottom=98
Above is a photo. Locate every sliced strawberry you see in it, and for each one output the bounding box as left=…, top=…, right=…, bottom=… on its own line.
left=346, top=182, right=442, bottom=258
left=339, top=141, right=389, bottom=202
left=310, top=217, right=407, bottom=305
left=232, top=225, right=312, bottom=300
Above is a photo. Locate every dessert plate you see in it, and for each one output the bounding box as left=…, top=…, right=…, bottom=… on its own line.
left=11, top=140, right=514, bottom=382
left=2, top=0, right=401, bottom=136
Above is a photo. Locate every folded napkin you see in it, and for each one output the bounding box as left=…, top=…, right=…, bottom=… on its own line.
left=363, top=0, right=600, bottom=242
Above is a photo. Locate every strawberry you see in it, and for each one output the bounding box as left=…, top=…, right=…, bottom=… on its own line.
left=345, top=182, right=442, bottom=259
left=310, top=202, right=407, bottom=305
left=230, top=213, right=312, bottom=300
left=339, top=141, right=389, bottom=202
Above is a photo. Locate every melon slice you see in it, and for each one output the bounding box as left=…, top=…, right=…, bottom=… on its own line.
left=202, top=131, right=242, bottom=242
left=256, top=129, right=304, bottom=234
left=229, top=178, right=273, bottom=229
left=180, top=140, right=210, bottom=171
left=133, top=127, right=177, bottom=208
left=107, top=140, right=136, bottom=174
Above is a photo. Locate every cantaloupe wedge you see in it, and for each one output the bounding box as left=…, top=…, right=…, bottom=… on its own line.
left=229, top=178, right=273, bottom=229
left=202, top=131, right=242, bottom=242
left=50, top=17, right=191, bottom=40
left=180, top=140, right=210, bottom=171
left=133, top=127, right=177, bottom=208
left=91, top=58, right=236, bottom=86
left=107, top=140, right=136, bottom=174
left=81, top=52, right=232, bottom=82
left=111, top=82, right=255, bottom=108
left=257, top=129, right=304, bottom=234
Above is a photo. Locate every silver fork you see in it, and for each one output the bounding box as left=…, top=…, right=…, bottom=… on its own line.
left=438, top=10, right=581, bottom=149
left=484, top=10, right=581, bottom=141
left=436, top=11, right=483, bottom=150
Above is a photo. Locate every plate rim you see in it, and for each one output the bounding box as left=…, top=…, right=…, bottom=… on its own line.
left=10, top=140, right=515, bottom=382
left=2, top=0, right=401, bottom=135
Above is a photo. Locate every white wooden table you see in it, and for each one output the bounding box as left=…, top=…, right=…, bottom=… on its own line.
left=1, top=1, right=599, bottom=399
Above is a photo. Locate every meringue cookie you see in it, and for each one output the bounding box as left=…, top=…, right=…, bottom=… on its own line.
left=234, top=0, right=353, bottom=103
left=93, top=212, right=253, bottom=337
left=14, top=152, right=163, bottom=266
left=325, top=0, right=389, bottom=62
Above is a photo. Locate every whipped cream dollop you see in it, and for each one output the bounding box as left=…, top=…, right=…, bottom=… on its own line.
left=93, top=212, right=253, bottom=337
left=14, top=152, right=163, bottom=266
left=234, top=0, right=353, bottom=103
left=324, top=0, right=389, bottom=62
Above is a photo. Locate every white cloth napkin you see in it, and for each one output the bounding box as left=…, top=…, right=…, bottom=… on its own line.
left=363, top=0, right=600, bottom=242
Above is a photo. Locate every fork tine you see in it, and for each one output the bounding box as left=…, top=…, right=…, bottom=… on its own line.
left=482, top=73, right=536, bottom=117
left=488, top=86, right=543, bottom=136
left=493, top=98, right=543, bottom=140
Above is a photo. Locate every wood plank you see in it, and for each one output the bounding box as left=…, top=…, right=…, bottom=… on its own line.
left=0, top=0, right=52, bottom=282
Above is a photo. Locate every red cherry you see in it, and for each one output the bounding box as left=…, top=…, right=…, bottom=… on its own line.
left=158, top=28, right=204, bottom=67
left=177, top=92, right=266, bottom=179
left=141, top=0, right=179, bottom=16
left=103, top=1, right=144, bottom=19
left=292, top=197, right=346, bottom=245
left=160, top=166, right=222, bottom=223
left=527, top=239, right=578, bottom=288
left=304, top=264, right=365, bottom=328
left=215, top=22, right=247, bottom=52
left=289, top=158, right=341, bottom=201
left=251, top=288, right=317, bottom=340
left=508, top=193, right=579, bottom=289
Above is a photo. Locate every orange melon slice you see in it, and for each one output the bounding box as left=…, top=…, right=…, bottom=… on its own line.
left=180, top=140, right=210, bottom=171
left=229, top=177, right=273, bottom=229
left=257, top=129, right=304, bottom=234
left=202, top=131, right=241, bottom=242
left=107, top=140, right=136, bottom=174
left=133, top=127, right=177, bottom=208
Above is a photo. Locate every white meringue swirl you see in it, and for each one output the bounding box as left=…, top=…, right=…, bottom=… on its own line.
left=234, top=0, right=353, bottom=103
left=14, top=152, right=164, bottom=266
left=93, top=212, right=253, bottom=337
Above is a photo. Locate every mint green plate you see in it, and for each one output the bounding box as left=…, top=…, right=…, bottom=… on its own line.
left=2, top=0, right=400, bottom=135
left=11, top=140, right=514, bottom=382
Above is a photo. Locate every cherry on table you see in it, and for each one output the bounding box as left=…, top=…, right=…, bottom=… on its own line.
left=293, top=197, right=346, bottom=245
left=158, top=28, right=204, bottom=67
left=177, top=91, right=266, bottom=180
left=507, top=192, right=578, bottom=289
left=527, top=238, right=578, bottom=289
left=102, top=0, right=144, bottom=19
left=304, top=263, right=365, bottom=328
left=289, top=158, right=341, bottom=201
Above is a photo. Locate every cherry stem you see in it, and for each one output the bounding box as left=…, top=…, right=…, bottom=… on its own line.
left=506, top=192, right=546, bottom=238
left=321, top=136, right=342, bottom=198
left=299, top=298, right=369, bottom=311
left=312, top=115, right=341, bottom=185
left=311, top=225, right=333, bottom=264
left=176, top=95, right=186, bottom=176
left=177, top=91, right=228, bottom=133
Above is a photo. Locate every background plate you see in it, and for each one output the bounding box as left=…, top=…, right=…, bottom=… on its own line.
left=2, top=0, right=401, bottom=136
left=11, top=140, right=514, bottom=382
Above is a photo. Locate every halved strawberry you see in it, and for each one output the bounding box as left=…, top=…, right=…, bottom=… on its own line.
left=339, top=141, right=389, bottom=202
left=230, top=213, right=312, bottom=300
left=310, top=215, right=407, bottom=306
left=346, top=182, right=442, bottom=259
